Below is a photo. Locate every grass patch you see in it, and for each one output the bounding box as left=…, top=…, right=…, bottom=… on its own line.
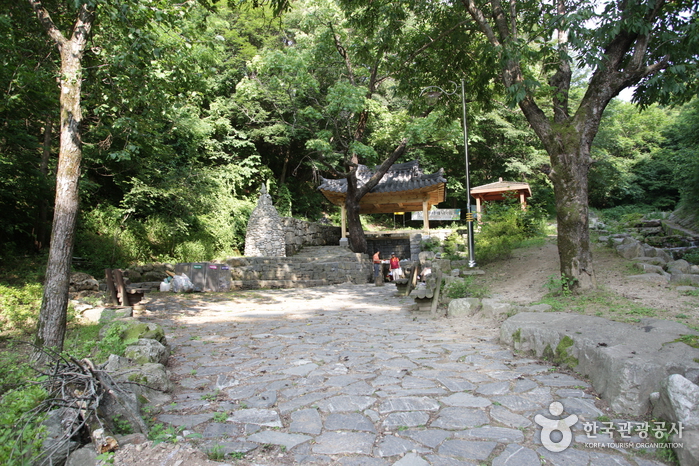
left=534, top=288, right=664, bottom=324
left=442, top=276, right=489, bottom=299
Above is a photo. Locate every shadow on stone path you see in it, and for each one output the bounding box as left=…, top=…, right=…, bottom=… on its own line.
left=137, top=283, right=670, bottom=466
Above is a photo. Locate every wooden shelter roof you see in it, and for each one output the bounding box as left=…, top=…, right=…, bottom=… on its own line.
left=318, top=160, right=447, bottom=214
left=470, top=178, right=532, bottom=202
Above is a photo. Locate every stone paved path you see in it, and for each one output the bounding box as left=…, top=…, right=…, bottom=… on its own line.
left=140, top=283, right=668, bottom=466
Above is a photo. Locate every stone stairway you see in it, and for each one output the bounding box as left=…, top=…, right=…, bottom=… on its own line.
left=225, top=246, right=373, bottom=290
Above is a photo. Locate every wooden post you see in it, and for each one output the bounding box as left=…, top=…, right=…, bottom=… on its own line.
left=520, top=191, right=526, bottom=210
left=430, top=268, right=443, bottom=317
left=422, top=200, right=429, bottom=232
left=475, top=197, right=482, bottom=224
left=341, top=204, right=347, bottom=238
left=104, top=269, right=119, bottom=305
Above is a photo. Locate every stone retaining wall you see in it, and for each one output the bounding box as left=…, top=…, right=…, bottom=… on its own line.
left=225, top=253, right=372, bottom=288
left=282, top=218, right=341, bottom=256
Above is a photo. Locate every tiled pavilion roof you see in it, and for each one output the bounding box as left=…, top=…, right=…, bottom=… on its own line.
left=318, top=161, right=447, bottom=214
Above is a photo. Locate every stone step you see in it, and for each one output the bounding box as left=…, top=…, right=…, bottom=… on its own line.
left=230, top=279, right=340, bottom=290
left=292, top=246, right=366, bottom=261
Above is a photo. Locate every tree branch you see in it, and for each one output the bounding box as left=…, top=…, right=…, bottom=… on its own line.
left=356, top=138, right=408, bottom=199
left=330, top=23, right=355, bottom=85
left=27, top=0, right=66, bottom=47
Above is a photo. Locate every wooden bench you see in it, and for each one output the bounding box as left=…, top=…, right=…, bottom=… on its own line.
left=409, top=268, right=443, bottom=316
left=394, top=266, right=418, bottom=296
left=105, top=269, right=145, bottom=306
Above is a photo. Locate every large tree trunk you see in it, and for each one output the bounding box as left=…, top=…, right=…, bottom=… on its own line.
left=346, top=171, right=367, bottom=253
left=30, top=0, right=94, bottom=360
left=344, top=139, right=408, bottom=254
left=34, top=41, right=84, bottom=357
left=549, top=144, right=596, bottom=290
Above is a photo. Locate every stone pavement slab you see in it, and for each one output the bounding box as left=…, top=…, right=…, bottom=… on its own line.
left=142, top=283, right=666, bottom=465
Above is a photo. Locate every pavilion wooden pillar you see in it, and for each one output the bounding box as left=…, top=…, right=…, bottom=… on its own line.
left=475, top=197, right=483, bottom=224
left=422, top=199, right=429, bottom=232
left=341, top=204, right=347, bottom=238
left=519, top=191, right=527, bottom=210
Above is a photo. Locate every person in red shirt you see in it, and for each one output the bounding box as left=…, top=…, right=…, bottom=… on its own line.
left=389, top=253, right=403, bottom=280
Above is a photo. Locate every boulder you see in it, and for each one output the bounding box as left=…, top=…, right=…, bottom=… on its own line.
left=70, top=273, right=99, bottom=292
left=670, top=274, right=699, bottom=286
left=65, top=445, right=97, bottom=466
left=632, top=262, right=667, bottom=275
left=418, top=251, right=436, bottom=263
left=83, top=307, right=133, bottom=324
left=34, top=408, right=81, bottom=466
left=100, top=320, right=167, bottom=346
left=668, top=259, right=692, bottom=275
left=478, top=298, right=514, bottom=321
left=651, top=374, right=699, bottom=428
left=676, top=429, right=699, bottom=466
left=102, top=354, right=133, bottom=372
left=616, top=240, right=642, bottom=259
left=526, top=303, right=553, bottom=313
left=112, top=362, right=174, bottom=394
left=125, top=338, right=170, bottom=365
left=447, top=298, right=481, bottom=317
left=501, top=313, right=699, bottom=416
left=634, top=256, right=670, bottom=268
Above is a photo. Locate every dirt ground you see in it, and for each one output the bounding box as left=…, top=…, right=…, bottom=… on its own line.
left=473, top=238, right=699, bottom=327
left=111, top=239, right=699, bottom=465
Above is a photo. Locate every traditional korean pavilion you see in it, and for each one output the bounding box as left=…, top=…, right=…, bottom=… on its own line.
left=318, top=160, right=447, bottom=236
left=470, top=177, right=532, bottom=219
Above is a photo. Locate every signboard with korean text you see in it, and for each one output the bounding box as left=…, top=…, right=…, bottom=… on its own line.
left=411, top=209, right=461, bottom=221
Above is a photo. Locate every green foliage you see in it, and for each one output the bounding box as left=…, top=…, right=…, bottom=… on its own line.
left=596, top=205, right=658, bottom=225
left=443, top=231, right=463, bottom=258
left=75, top=166, right=259, bottom=272
left=0, top=347, right=34, bottom=396
left=474, top=198, right=546, bottom=264
left=0, top=383, right=48, bottom=465
left=148, top=423, right=184, bottom=445
left=420, top=237, right=441, bottom=253
left=682, top=250, right=699, bottom=266
left=95, top=323, right=129, bottom=363
left=0, top=282, right=42, bottom=335
left=443, top=276, right=487, bottom=299
left=544, top=274, right=578, bottom=297
left=63, top=323, right=102, bottom=361
left=206, top=444, right=225, bottom=461
left=96, top=452, right=115, bottom=464
left=112, top=415, right=134, bottom=435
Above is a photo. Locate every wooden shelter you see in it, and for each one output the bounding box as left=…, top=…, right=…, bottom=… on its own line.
left=470, top=177, right=532, bottom=219
left=318, top=161, right=447, bottom=235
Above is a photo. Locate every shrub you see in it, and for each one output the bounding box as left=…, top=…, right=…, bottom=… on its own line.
left=0, top=283, right=42, bottom=335
left=682, top=249, right=699, bottom=265
left=0, top=384, right=48, bottom=465
left=443, top=276, right=487, bottom=299
left=421, top=236, right=441, bottom=253
left=474, top=197, right=546, bottom=264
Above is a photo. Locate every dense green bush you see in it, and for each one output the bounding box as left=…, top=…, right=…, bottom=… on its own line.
left=596, top=204, right=659, bottom=223
left=74, top=192, right=256, bottom=275
left=475, top=198, right=546, bottom=264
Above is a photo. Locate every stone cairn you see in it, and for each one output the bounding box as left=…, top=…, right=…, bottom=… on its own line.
left=244, top=184, right=286, bottom=257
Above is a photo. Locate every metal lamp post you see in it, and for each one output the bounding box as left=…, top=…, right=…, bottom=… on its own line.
left=420, top=80, right=476, bottom=267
